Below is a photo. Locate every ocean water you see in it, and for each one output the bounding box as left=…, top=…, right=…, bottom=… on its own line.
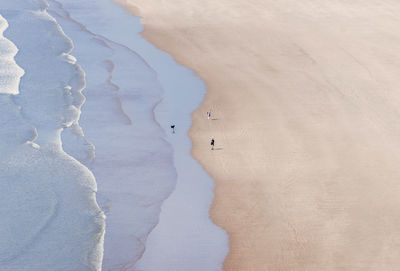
left=0, top=0, right=228, bottom=270
left=0, top=1, right=104, bottom=270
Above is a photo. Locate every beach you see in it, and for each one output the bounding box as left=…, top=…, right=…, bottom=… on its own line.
left=114, top=1, right=400, bottom=270
left=3, top=0, right=400, bottom=270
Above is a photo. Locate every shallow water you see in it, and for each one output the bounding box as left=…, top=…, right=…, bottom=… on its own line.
left=48, top=1, right=177, bottom=269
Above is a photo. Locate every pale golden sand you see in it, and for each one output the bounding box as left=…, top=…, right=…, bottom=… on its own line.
left=115, top=1, right=400, bottom=270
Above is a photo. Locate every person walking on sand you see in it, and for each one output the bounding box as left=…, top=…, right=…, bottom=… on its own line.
left=211, top=138, right=215, bottom=150
left=207, top=111, right=211, bottom=120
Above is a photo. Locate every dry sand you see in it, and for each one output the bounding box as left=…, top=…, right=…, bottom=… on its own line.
left=114, top=0, right=400, bottom=270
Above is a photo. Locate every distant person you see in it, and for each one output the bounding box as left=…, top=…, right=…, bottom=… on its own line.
left=207, top=111, right=211, bottom=120
left=170, top=125, right=175, bottom=133
left=211, top=138, right=215, bottom=150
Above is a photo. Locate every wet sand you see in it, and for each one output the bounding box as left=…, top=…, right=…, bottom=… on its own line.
left=114, top=0, right=400, bottom=270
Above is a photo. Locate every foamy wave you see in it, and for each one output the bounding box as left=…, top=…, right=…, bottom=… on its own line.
left=0, top=15, right=24, bottom=95
left=0, top=1, right=105, bottom=270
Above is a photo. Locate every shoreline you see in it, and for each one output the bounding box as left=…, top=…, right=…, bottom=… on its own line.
left=99, top=0, right=229, bottom=269
left=110, top=1, right=247, bottom=269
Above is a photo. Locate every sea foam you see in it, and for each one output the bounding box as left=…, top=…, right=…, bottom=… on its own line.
left=0, top=1, right=105, bottom=270
left=0, top=15, right=24, bottom=95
